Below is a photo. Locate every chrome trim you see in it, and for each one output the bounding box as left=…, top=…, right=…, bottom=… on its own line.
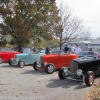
left=40, top=57, right=44, bottom=67
left=70, top=61, right=78, bottom=78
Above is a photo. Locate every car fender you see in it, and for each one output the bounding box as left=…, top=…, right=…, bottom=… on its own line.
left=18, top=60, right=25, bottom=64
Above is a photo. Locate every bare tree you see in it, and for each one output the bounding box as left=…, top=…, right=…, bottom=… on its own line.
left=53, top=1, right=83, bottom=49
left=79, top=27, right=92, bottom=41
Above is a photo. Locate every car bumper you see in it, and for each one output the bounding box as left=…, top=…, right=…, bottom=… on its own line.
left=37, top=63, right=45, bottom=70
left=10, top=60, right=18, bottom=66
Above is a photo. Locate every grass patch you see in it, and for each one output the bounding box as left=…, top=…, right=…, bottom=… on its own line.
left=86, top=78, right=100, bottom=100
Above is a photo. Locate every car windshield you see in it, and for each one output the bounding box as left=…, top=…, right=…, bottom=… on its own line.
left=78, top=51, right=98, bottom=58
left=51, top=50, right=62, bottom=54
left=39, top=49, right=45, bottom=53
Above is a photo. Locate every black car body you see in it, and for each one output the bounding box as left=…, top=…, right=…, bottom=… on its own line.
left=58, top=51, right=100, bottom=86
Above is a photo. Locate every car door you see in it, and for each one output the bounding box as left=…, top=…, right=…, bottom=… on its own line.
left=50, top=55, right=61, bottom=68
left=30, top=53, right=43, bottom=64
left=25, top=53, right=33, bottom=64
left=60, top=54, right=78, bottom=68
left=26, top=53, right=41, bottom=64
left=60, top=54, right=69, bottom=67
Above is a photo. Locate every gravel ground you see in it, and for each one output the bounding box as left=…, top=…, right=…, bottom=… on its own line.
left=0, top=63, right=98, bottom=100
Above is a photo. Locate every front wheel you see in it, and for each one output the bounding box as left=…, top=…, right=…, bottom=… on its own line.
left=85, top=71, right=94, bottom=86
left=58, top=68, right=66, bottom=79
left=45, top=64, right=54, bottom=74
left=33, top=62, right=38, bottom=70
left=0, top=58, right=2, bottom=64
left=18, top=61, right=25, bottom=68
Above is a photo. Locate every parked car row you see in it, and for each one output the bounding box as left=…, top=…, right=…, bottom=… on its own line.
left=0, top=50, right=100, bottom=86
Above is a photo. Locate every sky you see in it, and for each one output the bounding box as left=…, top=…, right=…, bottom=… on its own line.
left=56, top=0, right=100, bottom=38
left=0, top=0, right=100, bottom=38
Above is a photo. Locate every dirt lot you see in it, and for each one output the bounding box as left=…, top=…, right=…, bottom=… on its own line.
left=0, top=63, right=99, bottom=100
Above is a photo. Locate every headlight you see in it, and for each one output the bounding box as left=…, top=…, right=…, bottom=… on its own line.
left=44, top=62, right=47, bottom=66
left=11, top=58, right=14, bottom=60
left=77, top=69, right=82, bottom=76
left=16, top=58, right=18, bottom=62
left=37, top=61, right=40, bottom=64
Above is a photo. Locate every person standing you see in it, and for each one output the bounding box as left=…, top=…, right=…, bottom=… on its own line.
left=64, top=45, right=70, bottom=53
left=89, top=47, right=93, bottom=51
left=33, top=46, right=36, bottom=52
left=45, top=47, right=50, bottom=54
left=83, top=44, right=90, bottom=51
left=74, top=44, right=81, bottom=55
left=26, top=46, right=31, bottom=53
left=71, top=44, right=75, bottom=53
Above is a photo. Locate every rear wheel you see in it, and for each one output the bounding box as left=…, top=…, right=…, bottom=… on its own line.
left=85, top=71, right=94, bottom=86
left=58, top=68, right=66, bottom=79
left=45, top=64, right=54, bottom=74
left=0, top=58, right=2, bottom=64
left=33, top=62, right=38, bottom=70
left=18, top=61, right=25, bottom=68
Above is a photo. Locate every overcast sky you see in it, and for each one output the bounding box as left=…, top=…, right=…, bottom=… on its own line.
left=0, top=1, right=100, bottom=38
left=56, top=0, right=100, bottom=38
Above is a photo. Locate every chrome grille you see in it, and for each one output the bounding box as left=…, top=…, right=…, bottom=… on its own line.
left=70, top=61, right=78, bottom=78
left=40, top=57, right=44, bottom=67
left=14, top=55, right=17, bottom=63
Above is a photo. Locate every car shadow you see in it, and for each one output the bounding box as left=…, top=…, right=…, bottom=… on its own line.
left=20, top=69, right=48, bottom=76
left=0, top=63, right=35, bottom=69
left=20, top=68, right=59, bottom=75
left=46, top=77, right=87, bottom=89
left=0, top=63, right=19, bottom=68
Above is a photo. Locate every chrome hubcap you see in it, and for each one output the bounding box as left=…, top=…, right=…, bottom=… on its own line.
left=48, top=65, right=54, bottom=73
left=20, top=62, right=24, bottom=67
left=89, top=74, right=94, bottom=84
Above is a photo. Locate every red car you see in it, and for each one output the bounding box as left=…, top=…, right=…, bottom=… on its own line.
left=0, top=51, right=20, bottom=64
left=33, top=50, right=78, bottom=74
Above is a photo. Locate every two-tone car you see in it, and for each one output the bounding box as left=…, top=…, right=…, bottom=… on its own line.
left=58, top=51, right=100, bottom=86
left=9, top=52, right=45, bottom=68
left=33, top=50, right=78, bottom=74
left=0, top=50, right=20, bottom=64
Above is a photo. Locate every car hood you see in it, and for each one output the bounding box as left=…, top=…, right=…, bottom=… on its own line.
left=0, top=52, right=7, bottom=57
left=41, top=54, right=60, bottom=58
left=74, top=57, right=96, bottom=64
left=11, top=51, right=20, bottom=54
left=0, top=52, right=7, bottom=54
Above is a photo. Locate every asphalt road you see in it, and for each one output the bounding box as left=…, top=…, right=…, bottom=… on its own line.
left=0, top=63, right=98, bottom=100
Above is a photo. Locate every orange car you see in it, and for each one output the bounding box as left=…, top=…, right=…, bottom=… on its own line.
left=33, top=50, right=78, bottom=74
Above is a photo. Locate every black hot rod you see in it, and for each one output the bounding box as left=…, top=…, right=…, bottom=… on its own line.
left=58, top=51, right=100, bottom=86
